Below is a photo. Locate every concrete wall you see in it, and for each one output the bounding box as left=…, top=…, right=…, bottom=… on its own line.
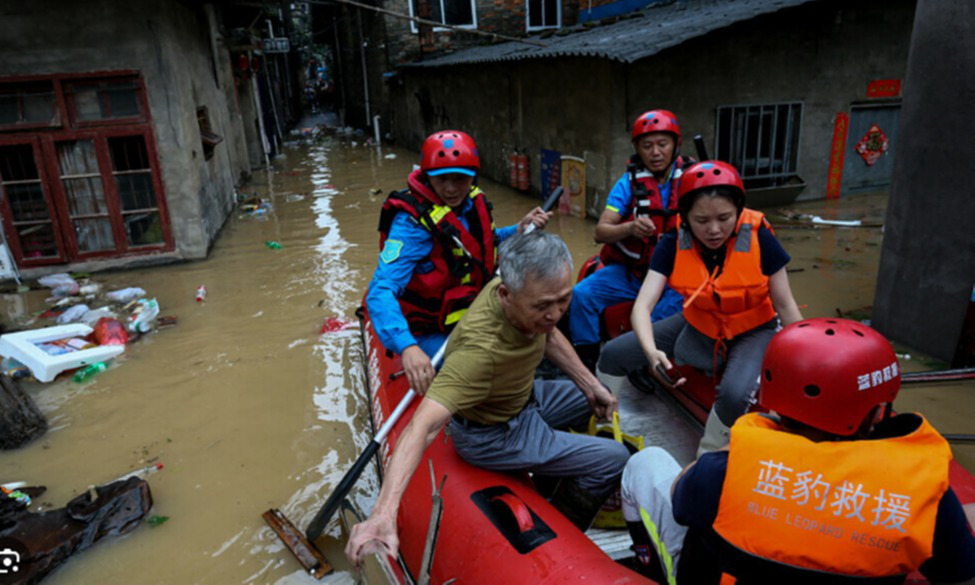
left=158, top=2, right=250, bottom=256
left=873, top=0, right=975, bottom=363
left=388, top=0, right=915, bottom=209
left=0, top=0, right=250, bottom=260
left=640, top=0, right=915, bottom=202
left=390, top=57, right=625, bottom=210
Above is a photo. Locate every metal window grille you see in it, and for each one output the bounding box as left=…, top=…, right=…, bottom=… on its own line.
left=715, top=102, right=802, bottom=186
left=0, top=144, right=59, bottom=258
left=108, top=136, right=163, bottom=247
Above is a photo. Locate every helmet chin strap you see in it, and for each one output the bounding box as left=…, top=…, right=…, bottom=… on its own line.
left=882, top=402, right=894, bottom=422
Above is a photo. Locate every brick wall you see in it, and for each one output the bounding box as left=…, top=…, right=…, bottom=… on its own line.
left=384, top=0, right=576, bottom=64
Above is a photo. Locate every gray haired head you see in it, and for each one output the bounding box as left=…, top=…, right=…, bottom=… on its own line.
left=498, top=231, right=573, bottom=294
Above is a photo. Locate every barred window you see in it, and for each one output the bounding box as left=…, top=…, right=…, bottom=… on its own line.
left=715, top=102, right=802, bottom=188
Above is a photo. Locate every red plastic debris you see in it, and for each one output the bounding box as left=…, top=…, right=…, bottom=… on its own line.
left=320, top=317, right=355, bottom=334
left=93, top=317, right=130, bottom=346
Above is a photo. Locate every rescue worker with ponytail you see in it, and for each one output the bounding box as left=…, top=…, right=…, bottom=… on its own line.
left=597, top=161, right=803, bottom=454
left=618, top=319, right=975, bottom=585
left=567, top=109, right=690, bottom=371
left=367, top=130, right=550, bottom=395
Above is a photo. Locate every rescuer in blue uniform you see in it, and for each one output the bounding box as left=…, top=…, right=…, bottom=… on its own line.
left=367, top=130, right=550, bottom=395
left=567, top=110, right=690, bottom=371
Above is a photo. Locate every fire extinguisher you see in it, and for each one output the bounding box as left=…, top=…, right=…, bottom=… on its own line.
left=509, top=150, right=519, bottom=188
left=516, top=152, right=529, bottom=192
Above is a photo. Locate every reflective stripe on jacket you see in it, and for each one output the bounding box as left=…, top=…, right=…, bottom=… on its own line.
left=598, top=156, right=685, bottom=279
left=713, top=413, right=950, bottom=579
left=668, top=208, right=775, bottom=340
left=378, top=169, right=496, bottom=334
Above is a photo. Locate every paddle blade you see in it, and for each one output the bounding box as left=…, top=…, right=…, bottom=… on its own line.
left=264, top=508, right=333, bottom=578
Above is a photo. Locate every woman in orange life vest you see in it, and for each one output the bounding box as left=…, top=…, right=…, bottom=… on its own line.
left=597, top=161, right=803, bottom=454
left=566, top=110, right=690, bottom=372
left=618, top=319, right=975, bottom=585
left=366, top=130, right=550, bottom=395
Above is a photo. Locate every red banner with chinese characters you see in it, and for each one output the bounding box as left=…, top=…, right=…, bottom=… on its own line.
left=867, top=79, right=901, bottom=98
left=826, top=113, right=849, bottom=199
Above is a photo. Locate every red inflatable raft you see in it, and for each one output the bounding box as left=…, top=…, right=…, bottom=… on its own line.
left=356, top=304, right=653, bottom=584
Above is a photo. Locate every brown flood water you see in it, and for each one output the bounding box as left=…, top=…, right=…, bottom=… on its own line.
left=0, top=137, right=971, bottom=584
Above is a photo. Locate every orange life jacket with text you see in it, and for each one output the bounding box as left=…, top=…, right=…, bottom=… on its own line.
left=378, top=169, right=496, bottom=335
left=598, top=155, right=686, bottom=278
left=668, top=208, right=776, bottom=340
left=712, top=413, right=950, bottom=580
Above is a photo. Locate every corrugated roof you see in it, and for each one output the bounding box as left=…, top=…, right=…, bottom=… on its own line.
left=401, top=0, right=820, bottom=68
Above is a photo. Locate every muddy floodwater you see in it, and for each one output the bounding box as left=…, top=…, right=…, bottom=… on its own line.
left=0, top=135, right=971, bottom=584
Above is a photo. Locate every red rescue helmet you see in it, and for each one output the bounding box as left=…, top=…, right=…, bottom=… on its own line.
left=676, top=160, right=746, bottom=221
left=420, top=130, right=479, bottom=177
left=631, top=109, right=681, bottom=144
left=759, top=318, right=901, bottom=436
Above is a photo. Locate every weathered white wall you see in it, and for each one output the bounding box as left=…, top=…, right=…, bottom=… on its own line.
left=0, top=0, right=251, bottom=259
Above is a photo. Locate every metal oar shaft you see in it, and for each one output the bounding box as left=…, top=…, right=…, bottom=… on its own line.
left=305, top=342, right=447, bottom=542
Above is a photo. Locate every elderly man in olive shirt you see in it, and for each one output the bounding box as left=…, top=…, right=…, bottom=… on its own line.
left=346, top=232, right=630, bottom=565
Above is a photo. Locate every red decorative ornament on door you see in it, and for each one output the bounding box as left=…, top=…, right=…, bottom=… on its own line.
left=854, top=123, right=889, bottom=166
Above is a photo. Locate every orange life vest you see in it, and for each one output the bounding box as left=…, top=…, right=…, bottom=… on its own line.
left=668, top=208, right=776, bottom=340
left=712, top=413, right=950, bottom=580
left=378, top=169, right=496, bottom=335
left=598, top=156, right=686, bottom=278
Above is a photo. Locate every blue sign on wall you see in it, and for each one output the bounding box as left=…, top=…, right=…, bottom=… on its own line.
left=579, top=0, right=666, bottom=23
left=540, top=148, right=562, bottom=200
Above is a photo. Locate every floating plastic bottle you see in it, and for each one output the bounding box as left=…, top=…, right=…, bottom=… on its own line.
left=1, top=486, right=31, bottom=506
left=196, top=285, right=207, bottom=302
left=73, top=361, right=107, bottom=383
left=264, top=240, right=282, bottom=250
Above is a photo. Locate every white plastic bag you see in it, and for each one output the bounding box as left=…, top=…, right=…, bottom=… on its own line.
left=106, top=287, right=147, bottom=303
left=56, top=304, right=91, bottom=324
left=127, top=298, right=159, bottom=333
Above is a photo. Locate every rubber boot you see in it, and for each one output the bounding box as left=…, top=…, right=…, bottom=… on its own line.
left=531, top=474, right=561, bottom=499
left=549, top=479, right=605, bottom=532
left=619, top=520, right=666, bottom=583
left=696, top=408, right=732, bottom=458
left=596, top=367, right=626, bottom=395
left=626, top=366, right=657, bottom=395
left=573, top=343, right=601, bottom=374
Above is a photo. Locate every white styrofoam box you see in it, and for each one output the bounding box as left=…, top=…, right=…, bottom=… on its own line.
left=0, top=324, right=124, bottom=383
